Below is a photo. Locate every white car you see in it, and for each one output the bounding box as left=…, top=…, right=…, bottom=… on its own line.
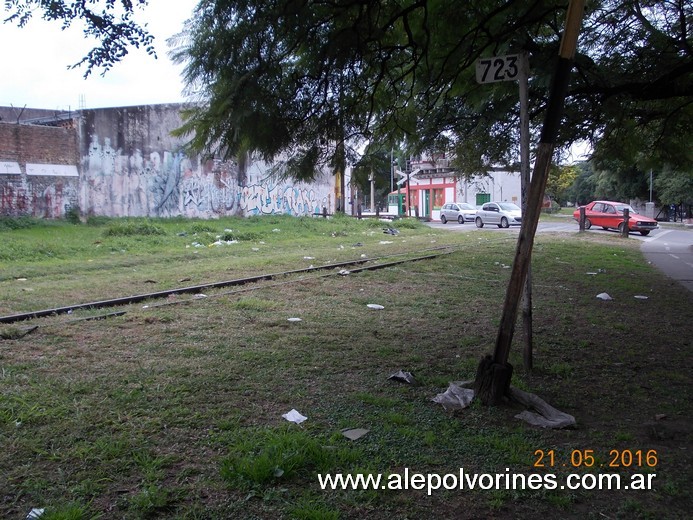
left=440, top=202, right=477, bottom=224
left=475, top=202, right=522, bottom=228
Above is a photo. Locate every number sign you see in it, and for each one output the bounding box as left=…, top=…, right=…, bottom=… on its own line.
left=476, top=55, right=520, bottom=84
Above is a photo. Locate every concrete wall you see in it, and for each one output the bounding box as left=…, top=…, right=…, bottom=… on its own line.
left=0, top=104, right=336, bottom=218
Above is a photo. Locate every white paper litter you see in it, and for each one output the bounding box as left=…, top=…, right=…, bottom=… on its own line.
left=596, top=292, right=613, bottom=300
left=26, top=509, right=45, bottom=520
left=634, top=295, right=649, bottom=300
left=341, top=428, right=370, bottom=440
left=282, top=409, right=307, bottom=424
left=287, top=317, right=303, bottom=322
left=379, top=240, right=393, bottom=244
left=339, top=269, right=350, bottom=276
left=367, top=304, right=385, bottom=310
left=432, top=382, right=475, bottom=410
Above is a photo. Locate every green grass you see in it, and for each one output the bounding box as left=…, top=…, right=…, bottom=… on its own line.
left=0, top=215, right=691, bottom=519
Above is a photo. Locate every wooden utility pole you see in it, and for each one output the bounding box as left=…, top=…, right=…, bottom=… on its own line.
left=518, top=52, right=533, bottom=372
left=474, top=0, right=586, bottom=404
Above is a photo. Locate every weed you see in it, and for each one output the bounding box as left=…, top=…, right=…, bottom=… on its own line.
left=103, top=221, right=166, bottom=237
left=0, top=216, right=41, bottom=231
left=219, top=426, right=362, bottom=489
left=189, top=222, right=218, bottom=233
left=35, top=502, right=93, bottom=520
left=128, top=484, right=174, bottom=517
left=289, top=494, right=340, bottom=520
left=64, top=205, right=82, bottom=225
left=546, top=362, right=573, bottom=378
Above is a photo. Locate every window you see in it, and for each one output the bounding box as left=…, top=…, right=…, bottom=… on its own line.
left=476, top=193, right=491, bottom=206
left=433, top=189, right=444, bottom=210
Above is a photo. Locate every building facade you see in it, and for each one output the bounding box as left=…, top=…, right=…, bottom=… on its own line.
left=1, top=104, right=338, bottom=219
left=389, top=156, right=522, bottom=219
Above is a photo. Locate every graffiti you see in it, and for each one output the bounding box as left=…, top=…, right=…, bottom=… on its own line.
left=0, top=177, right=77, bottom=218
left=80, top=134, right=332, bottom=219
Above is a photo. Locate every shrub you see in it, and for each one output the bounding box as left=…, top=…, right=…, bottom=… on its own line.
left=103, top=221, right=167, bottom=237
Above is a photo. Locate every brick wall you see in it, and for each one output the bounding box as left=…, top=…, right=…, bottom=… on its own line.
left=0, top=122, right=80, bottom=217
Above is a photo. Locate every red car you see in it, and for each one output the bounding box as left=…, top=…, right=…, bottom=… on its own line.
left=573, top=201, right=659, bottom=236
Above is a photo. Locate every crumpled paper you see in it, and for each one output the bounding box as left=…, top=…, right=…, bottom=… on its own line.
left=432, top=382, right=475, bottom=410
left=282, top=409, right=307, bottom=424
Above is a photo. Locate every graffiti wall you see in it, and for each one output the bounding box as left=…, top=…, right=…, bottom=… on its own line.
left=0, top=122, right=80, bottom=217
left=78, top=104, right=334, bottom=218
left=0, top=104, right=335, bottom=218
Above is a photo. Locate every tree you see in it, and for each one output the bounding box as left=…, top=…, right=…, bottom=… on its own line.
left=654, top=166, right=693, bottom=207
left=564, top=161, right=597, bottom=205
left=3, top=0, right=156, bottom=76
left=546, top=164, right=579, bottom=206
left=9, top=0, right=691, bottom=403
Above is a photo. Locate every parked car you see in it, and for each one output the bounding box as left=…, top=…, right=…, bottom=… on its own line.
left=572, top=201, right=658, bottom=236
left=440, top=202, right=477, bottom=224
left=475, top=202, right=522, bottom=228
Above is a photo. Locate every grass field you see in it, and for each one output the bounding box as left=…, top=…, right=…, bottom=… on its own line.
left=1, top=215, right=691, bottom=519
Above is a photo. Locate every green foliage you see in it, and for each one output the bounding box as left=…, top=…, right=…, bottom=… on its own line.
left=34, top=503, right=91, bottom=520
left=391, top=218, right=423, bottom=230
left=289, top=495, right=340, bottom=520
left=654, top=166, right=693, bottom=205
left=63, top=205, right=82, bottom=224
left=128, top=484, right=174, bottom=517
left=219, top=427, right=362, bottom=489
left=189, top=222, right=218, bottom=233
left=173, top=0, right=691, bottom=184
left=0, top=216, right=42, bottom=231
left=103, top=221, right=167, bottom=237
left=546, top=165, right=578, bottom=206
left=5, top=0, right=156, bottom=77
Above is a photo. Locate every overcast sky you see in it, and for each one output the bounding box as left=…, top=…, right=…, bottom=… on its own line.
left=1, top=0, right=198, bottom=111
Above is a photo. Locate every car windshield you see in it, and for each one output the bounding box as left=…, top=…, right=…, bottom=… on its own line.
left=614, top=204, right=635, bottom=213
left=459, top=203, right=475, bottom=210
left=498, top=202, right=520, bottom=211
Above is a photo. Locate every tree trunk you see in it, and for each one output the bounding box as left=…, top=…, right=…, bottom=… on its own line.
left=474, top=0, right=586, bottom=404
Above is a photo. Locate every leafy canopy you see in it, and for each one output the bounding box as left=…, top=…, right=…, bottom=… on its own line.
left=171, top=0, right=691, bottom=181
left=7, top=1, right=690, bottom=181
left=3, top=0, right=156, bottom=76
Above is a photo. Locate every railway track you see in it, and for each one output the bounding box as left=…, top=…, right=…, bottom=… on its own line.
left=0, top=246, right=455, bottom=325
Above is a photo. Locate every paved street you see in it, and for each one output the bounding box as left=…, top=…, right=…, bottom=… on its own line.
left=641, top=229, right=693, bottom=292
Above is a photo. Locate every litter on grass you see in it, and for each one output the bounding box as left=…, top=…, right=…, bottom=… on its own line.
left=287, top=317, right=303, bottom=322
left=388, top=370, right=417, bottom=385
left=367, top=304, right=385, bottom=310
left=432, top=382, right=475, bottom=410
left=26, top=509, right=45, bottom=520
left=341, top=428, right=370, bottom=440
left=596, top=292, right=613, bottom=300
left=282, top=409, right=307, bottom=424
left=431, top=382, right=576, bottom=429
left=634, top=295, right=649, bottom=300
